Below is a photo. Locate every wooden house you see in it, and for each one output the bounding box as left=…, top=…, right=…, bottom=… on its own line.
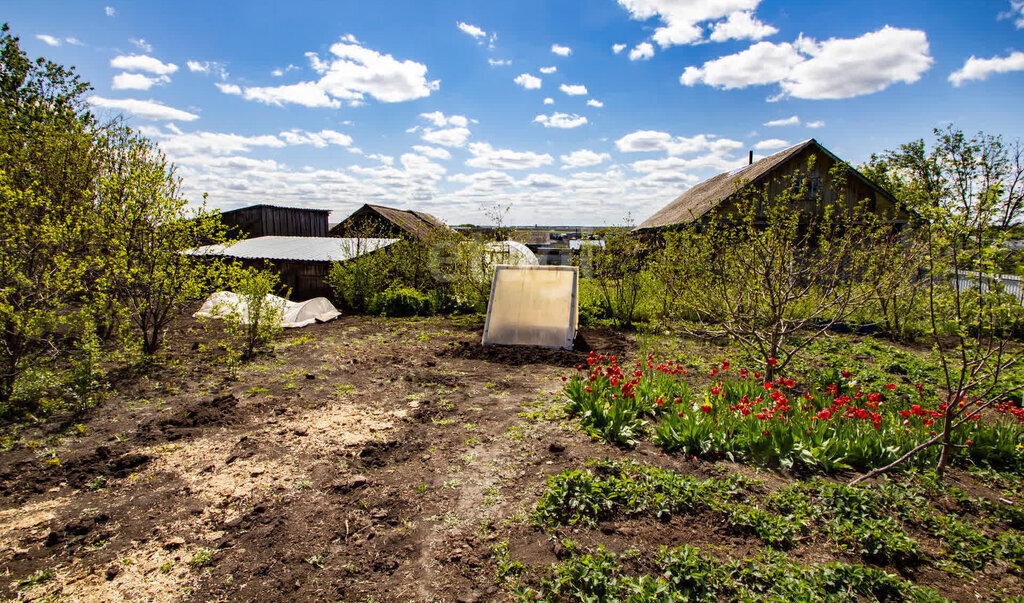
left=636, top=139, right=911, bottom=233
left=219, top=204, right=331, bottom=239
left=330, top=203, right=451, bottom=241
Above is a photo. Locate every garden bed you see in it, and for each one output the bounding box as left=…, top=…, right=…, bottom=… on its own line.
left=0, top=315, right=1021, bottom=601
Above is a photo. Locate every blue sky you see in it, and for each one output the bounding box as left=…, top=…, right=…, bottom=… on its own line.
left=7, top=0, right=1024, bottom=225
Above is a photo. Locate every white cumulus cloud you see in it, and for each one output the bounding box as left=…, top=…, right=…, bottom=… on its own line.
left=539, top=66, right=557, bottom=74
left=422, top=127, right=471, bottom=147
left=242, top=81, right=340, bottom=108
left=514, top=73, right=542, bottom=89
left=763, top=115, right=800, bottom=127
left=110, top=54, right=179, bottom=75
left=88, top=97, right=199, bottom=121
left=130, top=38, right=153, bottom=52
left=629, top=42, right=655, bottom=61
left=615, top=130, right=743, bottom=157
left=708, top=10, right=778, bottom=42
left=36, top=34, right=61, bottom=46
left=806, top=120, right=825, bottom=128
left=613, top=43, right=627, bottom=54
left=551, top=44, right=572, bottom=56
left=680, top=26, right=933, bottom=100
left=1000, top=1, right=1024, bottom=28
left=412, top=145, right=452, bottom=160
left=543, top=97, right=554, bottom=104
left=534, top=113, right=588, bottom=128
left=466, top=142, right=553, bottom=170
left=561, top=149, right=611, bottom=168
left=236, top=36, right=438, bottom=108
left=112, top=72, right=170, bottom=90
left=754, top=138, right=789, bottom=150
left=104, top=6, right=115, bottom=16
left=617, top=0, right=763, bottom=47
left=587, top=99, right=604, bottom=107
left=419, top=111, right=469, bottom=128
left=457, top=22, right=487, bottom=38
left=488, top=58, right=511, bottom=66
left=560, top=83, right=588, bottom=95
left=949, top=51, right=1024, bottom=86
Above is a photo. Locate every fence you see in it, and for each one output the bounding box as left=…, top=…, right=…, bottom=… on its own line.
left=951, top=270, right=1024, bottom=303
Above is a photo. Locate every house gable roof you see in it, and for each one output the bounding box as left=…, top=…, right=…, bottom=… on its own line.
left=331, top=203, right=452, bottom=240
left=635, top=139, right=904, bottom=231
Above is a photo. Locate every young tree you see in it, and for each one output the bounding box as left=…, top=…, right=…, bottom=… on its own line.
left=659, top=160, right=914, bottom=381
left=225, top=266, right=284, bottom=360
left=853, top=127, right=1024, bottom=482
left=95, top=126, right=229, bottom=357
left=0, top=24, right=101, bottom=407
left=589, top=227, right=651, bottom=328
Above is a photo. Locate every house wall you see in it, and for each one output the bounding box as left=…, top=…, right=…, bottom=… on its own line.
left=234, top=259, right=332, bottom=300
left=721, top=147, right=909, bottom=224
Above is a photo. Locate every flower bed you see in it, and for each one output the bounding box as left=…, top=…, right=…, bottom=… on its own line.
left=563, top=351, right=1024, bottom=473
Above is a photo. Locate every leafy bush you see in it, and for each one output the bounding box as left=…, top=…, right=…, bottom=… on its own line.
left=328, top=244, right=396, bottom=314
left=369, top=285, right=432, bottom=317
left=225, top=266, right=284, bottom=360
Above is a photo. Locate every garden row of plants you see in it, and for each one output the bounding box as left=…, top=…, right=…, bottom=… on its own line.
left=532, top=460, right=1024, bottom=570
left=498, top=459, right=1024, bottom=600
left=563, top=351, right=1024, bottom=474
left=504, top=544, right=946, bottom=602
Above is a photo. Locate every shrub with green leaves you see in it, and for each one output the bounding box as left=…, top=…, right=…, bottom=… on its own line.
left=225, top=266, right=284, bottom=360
left=369, top=285, right=432, bottom=317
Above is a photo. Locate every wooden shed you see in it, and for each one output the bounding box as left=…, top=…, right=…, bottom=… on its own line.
left=636, top=139, right=911, bottom=233
left=219, top=204, right=331, bottom=239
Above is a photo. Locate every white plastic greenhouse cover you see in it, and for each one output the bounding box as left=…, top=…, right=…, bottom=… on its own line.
left=194, top=292, right=341, bottom=328
left=482, top=265, right=578, bottom=350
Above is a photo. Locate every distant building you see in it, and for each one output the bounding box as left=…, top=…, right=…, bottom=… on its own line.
left=330, top=203, right=452, bottom=241
left=636, top=139, right=911, bottom=232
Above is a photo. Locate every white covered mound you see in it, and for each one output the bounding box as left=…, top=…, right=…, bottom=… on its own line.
left=194, top=292, right=341, bottom=328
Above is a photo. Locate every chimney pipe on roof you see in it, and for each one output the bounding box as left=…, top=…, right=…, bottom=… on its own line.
left=748, top=150, right=753, bottom=165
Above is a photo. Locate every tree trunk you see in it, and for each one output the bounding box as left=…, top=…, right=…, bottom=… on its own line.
left=936, top=398, right=956, bottom=477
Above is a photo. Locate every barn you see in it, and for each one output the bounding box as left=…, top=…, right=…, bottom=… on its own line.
left=636, top=139, right=911, bottom=232
left=219, top=204, right=331, bottom=239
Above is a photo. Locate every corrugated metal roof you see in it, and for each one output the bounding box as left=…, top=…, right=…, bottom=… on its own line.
left=187, top=236, right=398, bottom=262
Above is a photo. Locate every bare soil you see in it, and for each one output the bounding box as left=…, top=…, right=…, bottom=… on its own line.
left=0, top=315, right=1019, bottom=602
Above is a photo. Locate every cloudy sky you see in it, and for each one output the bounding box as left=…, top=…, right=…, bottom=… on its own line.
left=8, top=0, right=1024, bottom=225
